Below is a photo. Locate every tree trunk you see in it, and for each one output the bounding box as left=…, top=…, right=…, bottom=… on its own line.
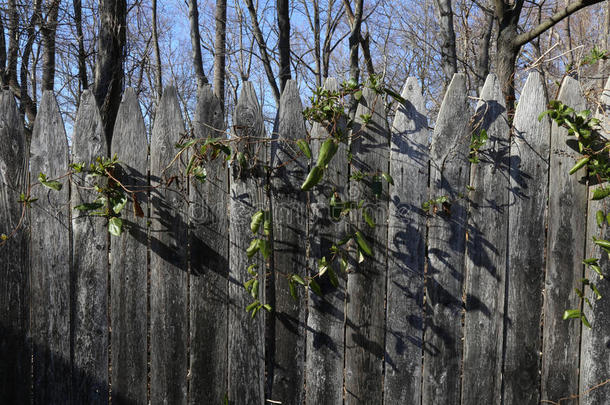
left=213, top=0, right=227, bottom=107
left=434, top=0, right=458, bottom=87
left=152, top=0, right=163, bottom=99
left=474, top=10, right=494, bottom=92
left=94, top=0, right=127, bottom=147
left=313, top=0, right=321, bottom=87
left=41, top=0, right=60, bottom=91
left=188, top=0, right=209, bottom=90
left=277, top=0, right=291, bottom=92
left=496, top=23, right=519, bottom=114
left=347, top=0, right=363, bottom=83
left=6, top=0, right=19, bottom=91
left=73, top=0, right=88, bottom=91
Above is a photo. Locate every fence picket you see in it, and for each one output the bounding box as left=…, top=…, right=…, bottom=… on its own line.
left=30, top=91, right=71, bottom=404
left=269, top=80, right=307, bottom=403
left=189, top=84, right=229, bottom=404
left=422, top=73, right=470, bottom=405
left=384, top=77, right=429, bottom=404
left=541, top=76, right=588, bottom=402
left=503, top=71, right=550, bottom=405
left=228, top=82, right=266, bottom=405
left=150, top=86, right=189, bottom=404
left=72, top=90, right=109, bottom=404
left=0, top=91, right=29, bottom=403
left=305, top=77, right=348, bottom=405
left=462, top=73, right=510, bottom=403
left=345, top=86, right=390, bottom=405
left=110, top=88, right=148, bottom=405
left=580, top=77, right=610, bottom=404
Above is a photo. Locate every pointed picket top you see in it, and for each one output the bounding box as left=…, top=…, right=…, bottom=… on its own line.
left=152, top=85, right=185, bottom=153
left=194, top=84, right=224, bottom=139
left=112, top=87, right=148, bottom=158
left=0, top=91, right=26, bottom=188
left=272, top=79, right=307, bottom=172
left=73, top=90, right=106, bottom=162
left=31, top=91, right=69, bottom=177
left=513, top=71, right=548, bottom=134
left=234, top=81, right=264, bottom=140
left=430, top=73, right=469, bottom=162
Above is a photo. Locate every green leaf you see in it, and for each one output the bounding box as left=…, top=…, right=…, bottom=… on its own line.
left=185, top=155, right=197, bottom=176
left=316, top=138, right=339, bottom=168
left=296, top=139, right=312, bottom=159
left=301, top=165, right=325, bottom=191
left=309, top=279, right=322, bottom=296
left=591, top=282, right=603, bottom=299
left=363, top=209, right=375, bottom=228
left=247, top=263, right=258, bottom=276
left=592, top=187, right=610, bottom=200
left=568, top=157, right=589, bottom=175
left=175, top=139, right=198, bottom=150
left=74, top=202, right=105, bottom=211
left=354, top=90, right=363, bottom=101
left=263, top=304, right=272, bottom=312
left=38, top=173, right=62, bottom=191
left=354, top=231, right=373, bottom=257
left=318, top=256, right=329, bottom=275
left=251, top=210, right=264, bottom=233
left=251, top=280, right=259, bottom=299
left=383, top=88, right=405, bottom=103
left=192, top=166, right=207, bottom=182
left=381, top=172, right=394, bottom=185
left=111, top=194, right=128, bottom=214
left=245, top=300, right=259, bottom=312
left=593, top=237, right=610, bottom=250
left=108, top=217, right=123, bottom=236
left=563, top=309, right=582, bottom=320
left=581, top=313, right=592, bottom=328
left=246, top=239, right=260, bottom=258
left=597, top=210, right=605, bottom=228
left=291, top=274, right=306, bottom=285
left=289, top=280, right=298, bottom=301
left=590, top=264, right=604, bottom=279
left=259, top=240, right=271, bottom=260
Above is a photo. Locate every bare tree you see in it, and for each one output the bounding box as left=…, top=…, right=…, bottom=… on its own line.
left=188, top=0, right=209, bottom=90
left=214, top=0, right=227, bottom=107
left=434, top=0, right=458, bottom=87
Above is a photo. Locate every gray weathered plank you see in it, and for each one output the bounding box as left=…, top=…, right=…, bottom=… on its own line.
left=422, top=73, right=470, bottom=405
left=580, top=76, right=610, bottom=404
left=189, top=84, right=229, bottom=404
left=541, top=76, right=588, bottom=402
left=0, top=90, right=30, bottom=403
left=110, top=88, right=148, bottom=405
left=30, top=91, right=72, bottom=404
left=461, top=73, right=510, bottom=404
left=150, top=85, right=188, bottom=404
left=228, top=81, right=266, bottom=405
left=268, top=80, right=307, bottom=404
left=384, top=77, right=429, bottom=404
left=345, top=86, right=390, bottom=405
left=503, top=71, right=550, bottom=405
left=305, top=77, right=348, bottom=405
left=72, top=90, right=109, bottom=404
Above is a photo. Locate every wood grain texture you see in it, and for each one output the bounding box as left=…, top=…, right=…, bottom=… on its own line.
left=0, top=90, right=30, bottom=403
left=110, top=88, right=148, bottom=405
left=422, top=73, right=470, bottom=405
left=580, top=76, right=610, bottom=404
left=268, top=80, right=307, bottom=404
left=541, top=76, right=587, bottom=402
left=228, top=81, right=266, bottom=405
left=503, top=71, right=550, bottom=405
left=30, top=91, right=72, bottom=404
left=305, top=77, right=348, bottom=405
left=150, top=85, right=188, bottom=404
left=345, top=86, right=389, bottom=405
left=189, top=84, right=229, bottom=405
left=384, top=77, right=429, bottom=404
left=72, top=89, right=109, bottom=404
left=461, top=73, right=510, bottom=404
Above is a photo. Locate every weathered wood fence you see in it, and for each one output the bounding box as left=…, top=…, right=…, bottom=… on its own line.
left=1, top=72, right=609, bottom=405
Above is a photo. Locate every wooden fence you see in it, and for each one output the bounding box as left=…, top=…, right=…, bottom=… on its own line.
left=1, top=72, right=609, bottom=405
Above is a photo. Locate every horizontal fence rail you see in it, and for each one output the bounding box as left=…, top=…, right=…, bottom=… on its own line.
left=1, top=72, right=610, bottom=404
